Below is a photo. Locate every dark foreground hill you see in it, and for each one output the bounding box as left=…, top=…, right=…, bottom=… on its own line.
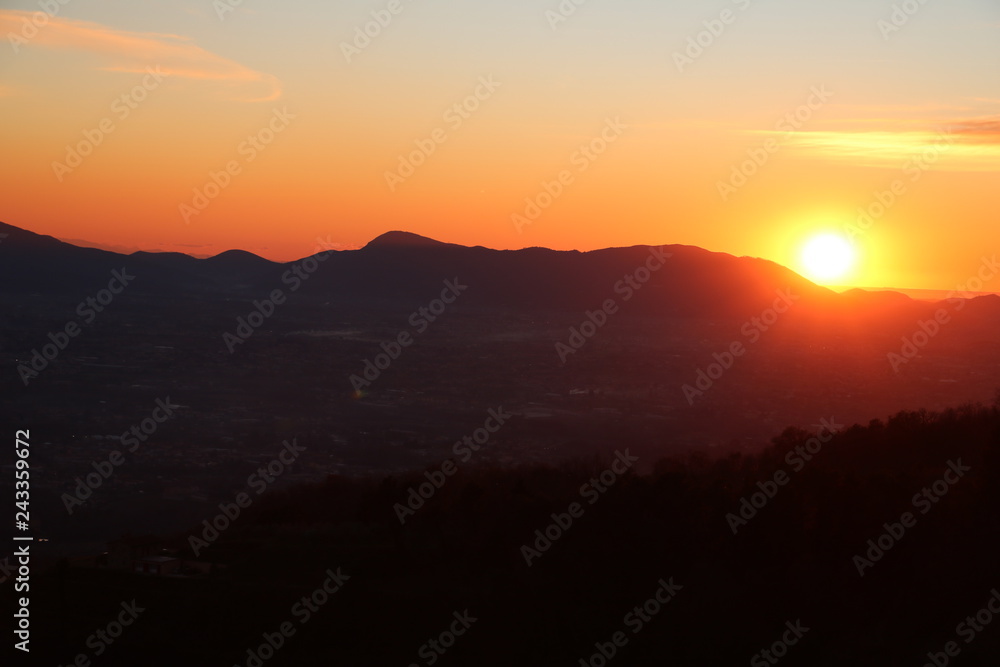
left=7, top=401, right=999, bottom=665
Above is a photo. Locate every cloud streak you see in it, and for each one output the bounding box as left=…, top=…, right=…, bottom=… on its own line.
left=950, top=115, right=1000, bottom=141
left=0, top=10, right=280, bottom=102
left=750, top=119, right=1000, bottom=170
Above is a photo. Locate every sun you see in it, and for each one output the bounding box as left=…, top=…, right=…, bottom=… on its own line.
left=800, top=233, right=856, bottom=283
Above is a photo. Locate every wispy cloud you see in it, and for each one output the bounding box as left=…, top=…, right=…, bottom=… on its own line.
left=751, top=117, right=1000, bottom=170
left=950, top=115, right=1000, bottom=142
left=0, top=10, right=280, bottom=102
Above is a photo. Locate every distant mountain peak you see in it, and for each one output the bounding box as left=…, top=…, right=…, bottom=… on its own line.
left=364, top=231, right=447, bottom=249
left=208, top=249, right=266, bottom=261
left=204, top=248, right=276, bottom=269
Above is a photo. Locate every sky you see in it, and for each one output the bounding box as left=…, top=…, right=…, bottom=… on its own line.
left=1, top=0, right=998, bottom=290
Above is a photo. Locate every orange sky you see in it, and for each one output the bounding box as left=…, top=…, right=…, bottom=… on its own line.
left=1, top=1, right=999, bottom=290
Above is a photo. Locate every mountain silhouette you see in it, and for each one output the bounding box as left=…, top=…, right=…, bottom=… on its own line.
left=364, top=230, right=452, bottom=249
left=0, top=221, right=833, bottom=316
left=1, top=221, right=995, bottom=327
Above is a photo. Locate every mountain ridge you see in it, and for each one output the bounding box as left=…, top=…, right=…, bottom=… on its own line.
left=2, top=221, right=997, bottom=323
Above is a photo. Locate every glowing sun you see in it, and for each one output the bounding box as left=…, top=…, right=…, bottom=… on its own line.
left=800, top=233, right=856, bottom=283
